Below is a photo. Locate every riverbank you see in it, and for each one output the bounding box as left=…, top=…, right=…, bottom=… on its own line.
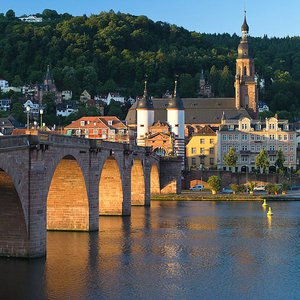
left=151, top=191, right=300, bottom=201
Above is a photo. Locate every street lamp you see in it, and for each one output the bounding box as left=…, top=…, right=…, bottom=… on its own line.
left=40, top=108, right=44, bottom=130
left=26, top=106, right=31, bottom=130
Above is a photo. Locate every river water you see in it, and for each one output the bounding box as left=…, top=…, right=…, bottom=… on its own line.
left=1, top=201, right=300, bottom=300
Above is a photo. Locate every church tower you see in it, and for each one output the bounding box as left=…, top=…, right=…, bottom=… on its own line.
left=136, top=80, right=154, bottom=146
left=235, top=12, right=258, bottom=118
left=167, top=78, right=185, bottom=161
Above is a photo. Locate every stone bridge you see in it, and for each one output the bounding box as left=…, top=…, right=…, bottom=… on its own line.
left=0, top=134, right=182, bottom=258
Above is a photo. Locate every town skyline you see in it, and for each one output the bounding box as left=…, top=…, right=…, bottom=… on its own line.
left=2, top=0, right=300, bottom=38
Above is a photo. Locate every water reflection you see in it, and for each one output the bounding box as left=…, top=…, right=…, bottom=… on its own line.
left=0, top=201, right=300, bottom=299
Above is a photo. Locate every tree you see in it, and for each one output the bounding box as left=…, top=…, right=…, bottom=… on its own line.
left=255, top=149, right=269, bottom=173
left=5, top=10, right=15, bottom=19
left=275, top=149, right=285, bottom=173
left=11, top=102, right=25, bottom=124
left=208, top=175, right=221, bottom=195
left=223, top=147, right=238, bottom=170
left=247, top=181, right=257, bottom=195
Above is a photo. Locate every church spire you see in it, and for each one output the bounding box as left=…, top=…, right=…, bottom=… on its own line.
left=137, top=76, right=153, bottom=109
left=241, top=10, right=249, bottom=34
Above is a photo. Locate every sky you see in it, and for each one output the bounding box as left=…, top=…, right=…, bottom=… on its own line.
left=1, top=0, right=300, bottom=37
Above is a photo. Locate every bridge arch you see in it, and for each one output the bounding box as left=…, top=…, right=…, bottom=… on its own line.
left=150, top=164, right=160, bottom=194
left=46, top=155, right=89, bottom=231
left=0, top=167, right=28, bottom=257
left=99, top=156, right=124, bottom=215
left=131, top=158, right=146, bottom=205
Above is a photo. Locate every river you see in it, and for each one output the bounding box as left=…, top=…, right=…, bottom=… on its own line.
left=1, top=201, right=300, bottom=300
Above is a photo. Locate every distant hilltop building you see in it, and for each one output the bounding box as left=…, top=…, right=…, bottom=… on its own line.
left=126, top=12, right=258, bottom=130
left=19, top=15, right=43, bottom=23
left=198, top=70, right=214, bottom=98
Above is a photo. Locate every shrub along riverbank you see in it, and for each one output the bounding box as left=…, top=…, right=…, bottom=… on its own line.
left=151, top=191, right=300, bottom=201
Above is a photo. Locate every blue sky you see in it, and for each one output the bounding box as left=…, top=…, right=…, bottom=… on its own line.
left=1, top=0, right=299, bottom=37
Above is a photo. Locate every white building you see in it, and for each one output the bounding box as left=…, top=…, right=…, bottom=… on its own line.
left=106, top=92, right=125, bottom=105
left=258, top=101, right=270, bottom=113
left=217, top=116, right=297, bottom=172
left=0, top=79, right=9, bottom=90
left=2, top=86, right=22, bottom=94
left=0, top=99, right=11, bottom=111
left=61, top=90, right=72, bottom=101
left=56, top=103, right=77, bottom=117
left=19, top=15, right=43, bottom=23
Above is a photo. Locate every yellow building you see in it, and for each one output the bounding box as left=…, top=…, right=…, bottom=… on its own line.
left=186, top=125, right=217, bottom=170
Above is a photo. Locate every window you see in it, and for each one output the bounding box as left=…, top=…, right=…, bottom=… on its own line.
left=251, top=145, right=255, bottom=152
left=242, top=123, right=248, bottom=130
left=242, top=145, right=248, bottom=151
left=270, top=134, right=275, bottom=140
left=290, top=135, right=294, bottom=140
left=93, top=129, right=98, bottom=135
left=251, top=134, right=255, bottom=140
left=290, top=146, right=294, bottom=151
left=175, top=124, right=179, bottom=127
left=200, top=148, right=205, bottom=154
left=200, top=138, right=205, bottom=144
left=85, top=129, right=89, bottom=134
left=191, top=158, right=196, bottom=165
left=241, top=156, right=248, bottom=162
left=191, top=147, right=196, bottom=154
left=284, top=146, right=288, bottom=152
left=209, top=147, right=214, bottom=154
left=222, top=145, right=227, bottom=152
left=284, top=135, right=288, bottom=141
left=269, top=145, right=275, bottom=151
left=210, top=138, right=214, bottom=144
left=228, top=134, right=233, bottom=140
left=256, top=145, right=261, bottom=152
left=210, top=158, right=214, bottom=165
left=235, top=134, right=239, bottom=140
left=80, top=121, right=85, bottom=126
left=278, top=135, right=282, bottom=141
left=242, top=134, right=248, bottom=141
left=269, top=123, right=275, bottom=130
left=140, top=124, right=144, bottom=127
left=108, top=120, right=113, bottom=126
left=222, top=135, right=227, bottom=141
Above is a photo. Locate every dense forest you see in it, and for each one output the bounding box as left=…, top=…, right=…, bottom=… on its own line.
left=1, top=9, right=300, bottom=120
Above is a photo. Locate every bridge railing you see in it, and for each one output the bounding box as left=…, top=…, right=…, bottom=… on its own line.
left=0, top=135, right=30, bottom=149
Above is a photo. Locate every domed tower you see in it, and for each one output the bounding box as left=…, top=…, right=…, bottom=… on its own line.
left=235, top=12, right=258, bottom=118
left=136, top=80, right=154, bottom=146
left=167, top=78, right=185, bottom=162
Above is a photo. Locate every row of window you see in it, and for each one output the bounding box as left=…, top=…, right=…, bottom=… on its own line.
left=191, top=147, right=214, bottom=154
left=222, top=145, right=295, bottom=152
left=238, top=156, right=295, bottom=163
left=75, top=129, right=125, bottom=135
left=222, top=133, right=294, bottom=141
left=191, top=157, right=215, bottom=165
left=239, top=123, right=289, bottom=131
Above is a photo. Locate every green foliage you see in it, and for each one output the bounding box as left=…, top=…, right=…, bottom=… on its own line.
left=281, top=182, right=290, bottom=192
left=255, top=149, right=269, bottom=173
left=275, top=149, right=285, bottom=172
left=208, top=175, right=221, bottom=193
left=238, top=184, right=247, bottom=193
left=247, top=181, right=257, bottom=193
left=229, top=183, right=238, bottom=194
left=223, top=147, right=238, bottom=168
left=11, top=102, right=25, bottom=123
left=265, top=183, right=280, bottom=195
left=0, top=10, right=299, bottom=116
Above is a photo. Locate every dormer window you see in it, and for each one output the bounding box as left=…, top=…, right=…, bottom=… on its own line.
left=108, top=120, right=113, bottom=126
left=80, top=121, right=85, bottom=126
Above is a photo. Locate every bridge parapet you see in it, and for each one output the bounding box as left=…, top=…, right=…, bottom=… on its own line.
left=0, top=135, right=29, bottom=150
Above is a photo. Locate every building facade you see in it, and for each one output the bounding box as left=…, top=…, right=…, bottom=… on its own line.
left=186, top=125, right=218, bottom=170
left=65, top=116, right=129, bottom=142
left=217, top=116, right=297, bottom=172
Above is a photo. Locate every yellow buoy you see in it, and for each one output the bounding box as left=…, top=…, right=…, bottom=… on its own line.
left=262, top=199, right=267, bottom=207
left=267, top=207, right=273, bottom=216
